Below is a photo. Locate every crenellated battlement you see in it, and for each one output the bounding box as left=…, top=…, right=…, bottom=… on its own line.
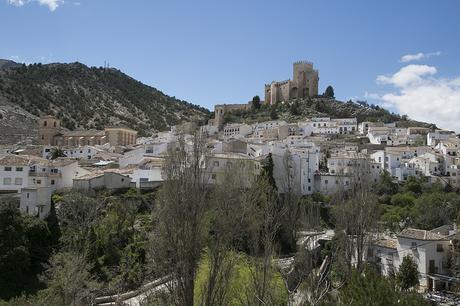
left=265, top=60, right=319, bottom=105
left=294, top=60, right=314, bottom=67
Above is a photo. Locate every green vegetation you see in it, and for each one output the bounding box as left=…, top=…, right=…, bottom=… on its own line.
left=194, top=251, right=288, bottom=305
left=396, top=255, right=420, bottom=291
left=0, top=189, right=154, bottom=304
left=331, top=266, right=428, bottom=306
left=378, top=173, right=460, bottom=231
left=0, top=62, right=210, bottom=135
left=222, top=96, right=435, bottom=129
left=323, top=85, right=334, bottom=98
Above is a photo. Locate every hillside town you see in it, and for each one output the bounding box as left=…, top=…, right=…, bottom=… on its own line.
left=1, top=61, right=460, bottom=304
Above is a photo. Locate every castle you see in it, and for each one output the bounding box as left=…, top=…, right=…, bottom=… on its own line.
left=38, top=115, right=138, bottom=147
left=211, top=61, right=320, bottom=130
left=264, top=61, right=319, bottom=105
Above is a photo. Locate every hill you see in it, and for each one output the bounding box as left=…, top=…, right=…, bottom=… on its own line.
left=0, top=61, right=210, bottom=144
left=222, top=96, right=436, bottom=129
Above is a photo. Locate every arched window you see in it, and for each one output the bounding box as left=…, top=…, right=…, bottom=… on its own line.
left=44, top=121, right=47, bottom=127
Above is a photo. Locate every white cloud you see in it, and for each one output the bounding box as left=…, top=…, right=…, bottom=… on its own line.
left=376, top=64, right=460, bottom=133
left=7, top=0, right=26, bottom=6
left=377, top=64, right=437, bottom=87
left=400, top=51, right=441, bottom=63
left=37, top=0, right=60, bottom=11
left=6, top=0, right=62, bottom=11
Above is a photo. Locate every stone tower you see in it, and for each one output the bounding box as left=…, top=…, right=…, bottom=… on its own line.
left=265, top=61, right=319, bottom=105
left=293, top=61, right=319, bottom=97
left=38, top=115, right=61, bottom=145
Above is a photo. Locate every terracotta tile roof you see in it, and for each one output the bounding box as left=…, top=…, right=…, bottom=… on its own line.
left=374, top=239, right=397, bottom=249
left=398, top=228, right=447, bottom=241
left=0, top=154, right=48, bottom=166
left=62, top=130, right=105, bottom=137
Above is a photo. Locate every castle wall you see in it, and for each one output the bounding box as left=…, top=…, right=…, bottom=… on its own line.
left=265, top=61, right=319, bottom=105
left=214, top=104, right=251, bottom=130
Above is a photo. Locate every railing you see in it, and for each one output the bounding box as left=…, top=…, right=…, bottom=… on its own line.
left=29, top=171, right=61, bottom=177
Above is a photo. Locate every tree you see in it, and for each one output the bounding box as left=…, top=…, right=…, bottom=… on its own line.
left=270, top=105, right=278, bottom=120
left=44, top=201, right=61, bottom=248
left=0, top=200, right=30, bottom=299
left=50, top=147, right=66, bottom=160
left=243, top=173, right=283, bottom=305
left=199, top=164, right=247, bottom=306
left=413, top=192, right=460, bottom=230
left=39, top=252, right=99, bottom=305
left=251, top=95, right=261, bottom=111
left=324, top=86, right=334, bottom=98
left=396, top=255, right=419, bottom=291
left=149, top=133, right=209, bottom=306
left=58, top=192, right=101, bottom=254
left=332, top=160, right=379, bottom=278
left=337, top=266, right=428, bottom=306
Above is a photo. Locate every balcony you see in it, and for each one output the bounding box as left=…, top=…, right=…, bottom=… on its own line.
left=29, top=171, right=61, bottom=177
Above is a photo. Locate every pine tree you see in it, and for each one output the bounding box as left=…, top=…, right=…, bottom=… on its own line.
left=324, top=85, right=335, bottom=98
left=396, top=255, right=419, bottom=290
left=45, top=201, right=61, bottom=247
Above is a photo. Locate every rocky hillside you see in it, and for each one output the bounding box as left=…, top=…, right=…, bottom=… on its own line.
left=0, top=61, right=210, bottom=144
left=223, top=97, right=436, bottom=129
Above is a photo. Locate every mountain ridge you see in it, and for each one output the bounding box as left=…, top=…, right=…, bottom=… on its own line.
left=0, top=60, right=210, bottom=144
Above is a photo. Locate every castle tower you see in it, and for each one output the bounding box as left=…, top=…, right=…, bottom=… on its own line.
left=38, top=115, right=61, bottom=145
left=293, top=61, right=319, bottom=97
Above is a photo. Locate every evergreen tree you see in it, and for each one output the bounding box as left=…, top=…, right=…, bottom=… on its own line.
left=0, top=201, right=30, bottom=299
left=324, top=85, right=335, bottom=98
left=396, top=255, right=419, bottom=291
left=45, top=201, right=61, bottom=248
left=251, top=95, right=261, bottom=111
left=270, top=105, right=278, bottom=120
left=260, top=153, right=277, bottom=190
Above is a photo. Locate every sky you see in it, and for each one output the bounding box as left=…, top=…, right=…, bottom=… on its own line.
left=1, top=0, right=460, bottom=131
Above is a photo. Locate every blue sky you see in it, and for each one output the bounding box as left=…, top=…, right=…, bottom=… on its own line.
left=1, top=0, right=460, bottom=130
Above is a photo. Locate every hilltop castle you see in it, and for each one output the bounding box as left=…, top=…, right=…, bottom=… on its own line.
left=264, top=61, right=319, bottom=105
left=211, top=61, right=320, bottom=130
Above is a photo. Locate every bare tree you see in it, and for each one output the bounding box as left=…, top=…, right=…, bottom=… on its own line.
left=332, top=158, right=379, bottom=277
left=199, top=163, right=249, bottom=306
left=149, top=132, right=209, bottom=306
left=244, top=173, right=282, bottom=305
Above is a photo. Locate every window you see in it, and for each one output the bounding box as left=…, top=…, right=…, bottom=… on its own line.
left=3, top=178, right=11, bottom=185
left=121, top=178, right=125, bottom=182
left=27, top=193, right=30, bottom=198
left=325, top=180, right=328, bottom=184
left=36, top=180, right=41, bottom=184
left=213, top=161, right=220, bottom=167
left=4, top=167, right=12, bottom=171
left=211, top=174, right=217, bottom=179
left=437, top=244, right=444, bottom=252
left=14, top=178, right=22, bottom=185
left=16, top=167, right=23, bottom=172
left=51, top=180, right=55, bottom=185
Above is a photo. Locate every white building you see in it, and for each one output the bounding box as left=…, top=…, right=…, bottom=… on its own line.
left=370, top=227, right=454, bottom=291
left=19, top=187, right=52, bottom=219
left=223, top=123, right=253, bottom=139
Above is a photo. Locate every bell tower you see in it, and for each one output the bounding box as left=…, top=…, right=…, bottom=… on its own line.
left=38, top=115, right=61, bottom=145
